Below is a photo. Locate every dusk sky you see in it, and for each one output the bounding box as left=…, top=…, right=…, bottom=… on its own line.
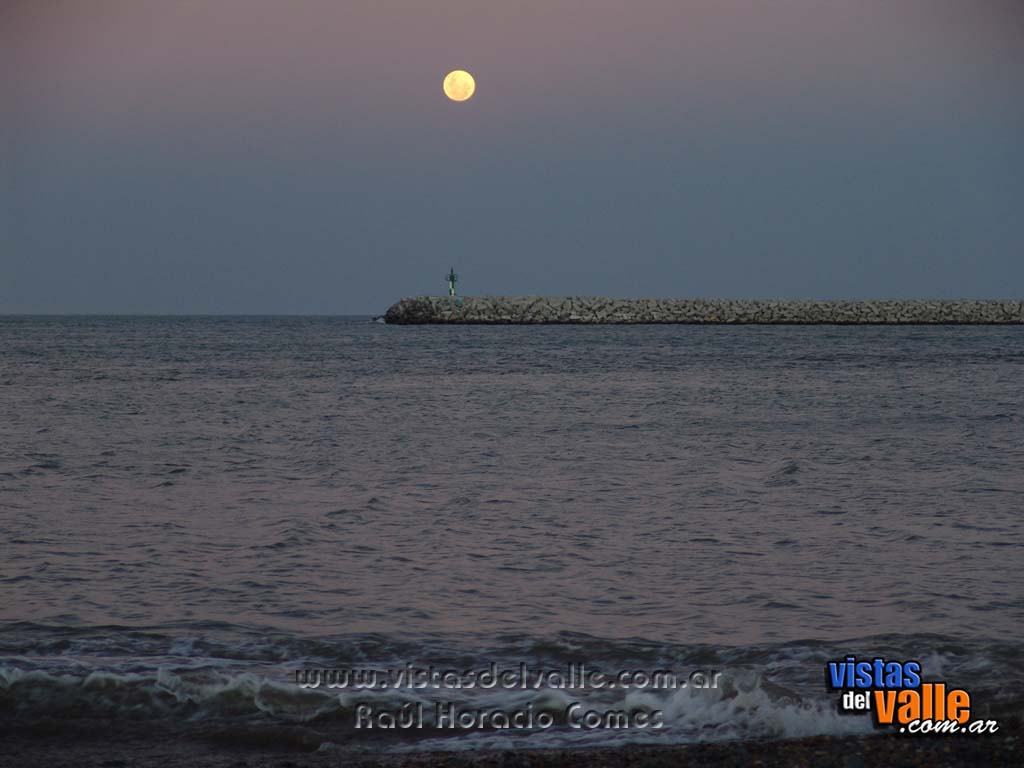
left=3, top=1, right=1023, bottom=314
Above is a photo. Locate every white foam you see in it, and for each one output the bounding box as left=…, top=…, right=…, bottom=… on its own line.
left=645, top=670, right=873, bottom=741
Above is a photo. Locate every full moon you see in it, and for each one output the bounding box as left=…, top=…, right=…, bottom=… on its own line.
left=443, top=70, right=476, bottom=102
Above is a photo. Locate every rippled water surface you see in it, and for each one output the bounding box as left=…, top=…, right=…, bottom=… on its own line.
left=2, top=317, right=1022, bottom=748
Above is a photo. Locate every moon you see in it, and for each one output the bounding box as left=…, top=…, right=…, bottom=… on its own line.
left=443, top=70, right=476, bottom=102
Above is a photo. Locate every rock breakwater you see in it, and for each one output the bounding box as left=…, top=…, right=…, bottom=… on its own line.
left=384, top=297, right=1024, bottom=325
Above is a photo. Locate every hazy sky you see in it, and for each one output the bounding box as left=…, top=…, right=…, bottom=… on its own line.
left=3, top=0, right=1023, bottom=313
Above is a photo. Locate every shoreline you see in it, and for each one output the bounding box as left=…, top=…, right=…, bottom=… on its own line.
left=2, top=721, right=1020, bottom=768
left=384, top=296, right=1024, bottom=325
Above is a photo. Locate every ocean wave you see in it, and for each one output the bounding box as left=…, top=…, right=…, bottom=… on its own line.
left=0, top=665, right=353, bottom=722
left=2, top=622, right=1021, bottom=751
left=0, top=661, right=876, bottom=751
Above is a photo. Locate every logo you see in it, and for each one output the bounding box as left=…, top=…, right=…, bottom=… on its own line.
left=825, top=656, right=999, bottom=735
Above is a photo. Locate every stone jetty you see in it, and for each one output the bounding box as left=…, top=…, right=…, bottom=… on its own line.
left=384, top=297, right=1024, bottom=325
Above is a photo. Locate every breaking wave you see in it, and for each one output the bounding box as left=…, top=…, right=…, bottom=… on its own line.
left=2, top=623, right=1019, bottom=750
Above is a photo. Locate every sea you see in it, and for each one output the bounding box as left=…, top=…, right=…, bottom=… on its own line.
left=1, top=316, right=1022, bottom=753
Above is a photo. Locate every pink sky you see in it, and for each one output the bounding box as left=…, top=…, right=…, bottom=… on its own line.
left=3, top=1, right=1022, bottom=312
left=7, top=0, right=1021, bottom=142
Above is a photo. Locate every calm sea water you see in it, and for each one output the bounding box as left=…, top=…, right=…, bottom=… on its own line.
left=1, top=317, right=1022, bottom=750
